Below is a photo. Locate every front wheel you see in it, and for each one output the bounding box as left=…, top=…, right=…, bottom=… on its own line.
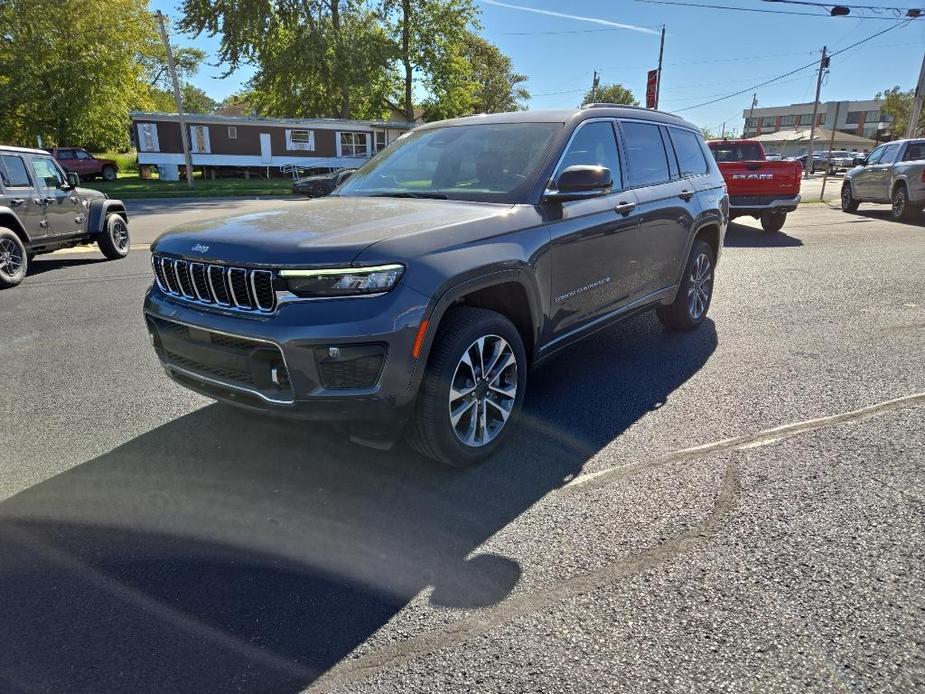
left=406, top=307, right=527, bottom=467
left=101, top=165, right=116, bottom=182
left=98, top=213, right=130, bottom=260
left=657, top=239, right=715, bottom=332
left=0, top=227, right=28, bottom=289
left=841, top=183, right=859, bottom=212
left=891, top=184, right=916, bottom=222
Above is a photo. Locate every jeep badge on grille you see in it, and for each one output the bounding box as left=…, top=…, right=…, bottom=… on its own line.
left=191, top=243, right=210, bottom=253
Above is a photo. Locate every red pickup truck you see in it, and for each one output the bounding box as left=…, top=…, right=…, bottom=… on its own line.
left=48, top=147, right=118, bottom=181
left=707, top=139, right=802, bottom=232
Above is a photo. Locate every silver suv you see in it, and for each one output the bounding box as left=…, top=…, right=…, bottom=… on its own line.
left=841, top=139, right=925, bottom=222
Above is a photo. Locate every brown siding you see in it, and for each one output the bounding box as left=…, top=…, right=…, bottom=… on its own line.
left=156, top=121, right=182, bottom=153
left=208, top=123, right=261, bottom=155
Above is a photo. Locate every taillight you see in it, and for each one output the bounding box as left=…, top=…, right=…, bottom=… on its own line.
left=921, top=170, right=925, bottom=183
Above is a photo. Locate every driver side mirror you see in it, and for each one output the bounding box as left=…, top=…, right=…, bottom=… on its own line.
left=65, top=172, right=80, bottom=188
left=544, top=165, right=613, bottom=202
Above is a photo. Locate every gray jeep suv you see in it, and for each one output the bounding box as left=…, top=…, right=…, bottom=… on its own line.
left=0, top=145, right=130, bottom=288
left=841, top=139, right=925, bottom=222
left=143, top=106, right=728, bottom=465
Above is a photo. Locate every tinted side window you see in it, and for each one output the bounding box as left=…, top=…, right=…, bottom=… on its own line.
left=620, top=121, right=670, bottom=187
left=879, top=143, right=900, bottom=165
left=56, top=150, right=77, bottom=160
left=556, top=121, right=622, bottom=189
left=904, top=142, right=925, bottom=162
left=30, top=157, right=65, bottom=188
left=670, top=128, right=709, bottom=176
left=0, top=155, right=32, bottom=187
left=865, top=145, right=886, bottom=165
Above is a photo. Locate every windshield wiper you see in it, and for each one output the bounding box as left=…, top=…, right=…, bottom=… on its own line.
left=368, top=191, right=449, bottom=200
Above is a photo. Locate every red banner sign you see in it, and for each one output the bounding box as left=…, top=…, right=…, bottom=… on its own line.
left=646, top=69, right=659, bottom=109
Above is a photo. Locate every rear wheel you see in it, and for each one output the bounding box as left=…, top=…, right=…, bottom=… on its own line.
left=891, top=184, right=915, bottom=222
left=312, top=182, right=332, bottom=197
left=101, top=165, right=116, bottom=182
left=760, top=211, right=787, bottom=233
left=0, top=228, right=27, bottom=289
left=98, top=213, right=130, bottom=260
left=406, top=307, right=527, bottom=467
left=657, top=239, right=714, bottom=332
left=841, top=183, right=859, bottom=212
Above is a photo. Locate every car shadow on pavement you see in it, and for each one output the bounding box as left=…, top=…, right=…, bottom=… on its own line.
left=851, top=208, right=925, bottom=228
left=0, top=314, right=716, bottom=694
left=724, top=222, right=803, bottom=248
left=26, top=256, right=107, bottom=277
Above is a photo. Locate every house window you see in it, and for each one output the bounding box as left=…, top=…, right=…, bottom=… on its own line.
left=190, top=125, right=211, bottom=153
left=845, top=111, right=863, bottom=124
left=285, top=129, right=315, bottom=151
left=339, top=132, right=370, bottom=157
left=761, top=116, right=775, bottom=127
left=374, top=131, right=387, bottom=152
left=780, top=115, right=796, bottom=126
left=228, top=126, right=238, bottom=139
left=799, top=114, right=813, bottom=126
left=138, top=123, right=160, bottom=152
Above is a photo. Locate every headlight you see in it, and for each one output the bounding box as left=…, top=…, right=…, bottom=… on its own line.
left=279, top=264, right=404, bottom=297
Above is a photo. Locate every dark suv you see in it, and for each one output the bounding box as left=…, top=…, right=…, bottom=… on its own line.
left=143, top=106, right=728, bottom=465
left=0, top=146, right=130, bottom=289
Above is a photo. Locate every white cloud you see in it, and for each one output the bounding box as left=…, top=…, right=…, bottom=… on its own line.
left=481, top=0, right=660, bottom=35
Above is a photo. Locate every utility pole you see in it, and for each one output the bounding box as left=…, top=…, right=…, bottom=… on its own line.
left=156, top=11, right=193, bottom=187
left=720, top=122, right=726, bottom=139
left=747, top=93, right=757, bottom=134
left=590, top=70, right=600, bottom=103
left=820, top=101, right=840, bottom=201
left=907, top=48, right=925, bottom=138
left=655, top=25, right=666, bottom=109
left=805, top=45, right=828, bottom=180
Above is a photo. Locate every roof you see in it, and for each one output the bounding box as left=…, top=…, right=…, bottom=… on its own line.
left=129, top=111, right=416, bottom=130
left=750, top=128, right=876, bottom=147
left=416, top=106, right=698, bottom=132
left=0, top=144, right=48, bottom=155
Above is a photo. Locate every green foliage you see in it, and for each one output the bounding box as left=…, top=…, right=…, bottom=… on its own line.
left=180, top=84, right=219, bottom=114
left=94, top=151, right=140, bottom=173
left=581, top=82, right=638, bottom=107
left=701, top=127, right=718, bottom=140
left=875, top=86, right=923, bottom=138
left=0, top=0, right=164, bottom=150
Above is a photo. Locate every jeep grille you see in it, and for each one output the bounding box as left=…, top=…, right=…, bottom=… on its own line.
left=152, top=255, right=276, bottom=312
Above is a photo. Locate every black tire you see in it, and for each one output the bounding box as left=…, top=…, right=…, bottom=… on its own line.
left=406, top=306, right=527, bottom=467
left=656, top=239, right=715, bottom=332
left=312, top=182, right=331, bottom=197
left=841, top=183, right=859, bottom=213
left=0, top=227, right=28, bottom=289
left=98, top=213, right=130, bottom=260
left=891, top=184, right=916, bottom=222
left=101, top=165, right=116, bottom=182
left=760, top=211, right=786, bottom=233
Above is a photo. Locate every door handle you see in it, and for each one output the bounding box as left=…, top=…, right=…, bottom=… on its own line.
left=34, top=197, right=54, bottom=205
left=614, top=201, right=636, bottom=215
left=9, top=198, right=25, bottom=206
left=679, top=190, right=694, bottom=202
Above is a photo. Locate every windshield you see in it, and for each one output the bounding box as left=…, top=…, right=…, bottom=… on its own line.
left=336, top=122, right=561, bottom=203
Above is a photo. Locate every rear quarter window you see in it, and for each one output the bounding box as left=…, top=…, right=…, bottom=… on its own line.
left=903, top=143, right=925, bottom=162
left=670, top=128, right=709, bottom=176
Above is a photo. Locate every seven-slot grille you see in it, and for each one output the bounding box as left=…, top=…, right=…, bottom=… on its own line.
left=152, top=255, right=276, bottom=312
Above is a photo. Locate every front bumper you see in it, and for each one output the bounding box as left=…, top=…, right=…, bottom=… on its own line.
left=143, top=282, right=430, bottom=421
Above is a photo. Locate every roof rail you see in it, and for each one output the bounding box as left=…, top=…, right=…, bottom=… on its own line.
left=581, top=103, right=683, bottom=119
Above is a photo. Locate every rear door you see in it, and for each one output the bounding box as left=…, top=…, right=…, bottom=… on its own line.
left=545, top=119, right=641, bottom=340
left=0, top=153, right=46, bottom=240
left=28, top=155, right=81, bottom=238
left=619, top=120, right=694, bottom=298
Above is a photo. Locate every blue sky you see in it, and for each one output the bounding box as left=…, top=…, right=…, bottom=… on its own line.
left=150, top=0, right=924, bottom=133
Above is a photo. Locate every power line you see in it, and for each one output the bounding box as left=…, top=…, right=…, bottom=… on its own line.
left=674, top=18, right=915, bottom=112
left=636, top=0, right=912, bottom=20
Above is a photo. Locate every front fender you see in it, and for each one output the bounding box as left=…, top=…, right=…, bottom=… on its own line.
left=87, top=199, right=128, bottom=234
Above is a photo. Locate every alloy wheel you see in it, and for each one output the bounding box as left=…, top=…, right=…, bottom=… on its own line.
left=448, top=334, right=518, bottom=447
left=893, top=189, right=906, bottom=219
left=111, top=218, right=129, bottom=251
left=0, top=237, right=24, bottom=279
left=687, top=253, right=712, bottom=321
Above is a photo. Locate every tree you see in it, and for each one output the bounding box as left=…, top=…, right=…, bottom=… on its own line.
left=876, top=86, right=924, bottom=138
left=0, top=0, right=162, bottom=150
left=180, top=0, right=397, bottom=120
left=381, top=0, right=477, bottom=122
left=423, top=32, right=529, bottom=120
left=581, top=82, right=638, bottom=107
left=179, top=84, right=219, bottom=114
left=701, top=126, right=719, bottom=140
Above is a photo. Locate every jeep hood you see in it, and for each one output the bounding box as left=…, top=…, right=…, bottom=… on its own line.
left=151, top=196, right=509, bottom=265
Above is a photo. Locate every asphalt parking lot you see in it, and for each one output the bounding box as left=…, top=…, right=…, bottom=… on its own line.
left=1, top=203, right=923, bottom=693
